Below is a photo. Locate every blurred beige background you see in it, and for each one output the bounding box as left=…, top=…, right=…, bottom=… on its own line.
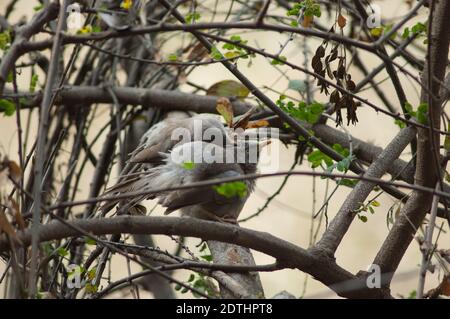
left=0, top=0, right=448, bottom=298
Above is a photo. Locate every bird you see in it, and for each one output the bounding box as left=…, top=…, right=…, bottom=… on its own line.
left=99, top=113, right=269, bottom=223
left=99, top=113, right=235, bottom=215
left=151, top=139, right=270, bottom=223
left=97, top=0, right=141, bottom=30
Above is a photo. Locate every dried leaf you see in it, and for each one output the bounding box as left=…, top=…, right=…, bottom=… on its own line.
left=9, top=197, right=25, bottom=230
left=302, top=15, right=313, bottom=28
left=245, top=120, right=269, bottom=129
left=338, top=14, right=347, bottom=28
left=232, top=105, right=259, bottom=130
left=0, top=209, right=21, bottom=244
left=440, top=276, right=450, bottom=296
left=315, top=45, right=325, bottom=58
left=216, top=97, right=234, bottom=127
left=207, top=80, right=250, bottom=99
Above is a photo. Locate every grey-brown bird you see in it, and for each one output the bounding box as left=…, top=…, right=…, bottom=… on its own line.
left=100, top=114, right=269, bottom=223
left=117, top=139, right=268, bottom=222
left=99, top=114, right=234, bottom=215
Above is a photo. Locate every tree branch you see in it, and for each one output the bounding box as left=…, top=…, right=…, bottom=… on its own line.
left=0, top=216, right=390, bottom=298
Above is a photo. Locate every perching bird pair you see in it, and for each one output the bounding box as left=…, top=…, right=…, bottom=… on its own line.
left=100, top=113, right=269, bottom=223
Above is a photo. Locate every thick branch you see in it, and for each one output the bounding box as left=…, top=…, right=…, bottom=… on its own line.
left=16, top=85, right=252, bottom=115
left=315, top=126, right=417, bottom=256
left=373, top=0, right=450, bottom=289
left=0, top=216, right=390, bottom=298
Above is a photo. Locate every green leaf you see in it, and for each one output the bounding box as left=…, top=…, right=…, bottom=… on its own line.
left=407, top=290, right=417, bottom=299
left=416, top=103, right=428, bottom=124
left=0, top=30, right=11, bottom=51
left=185, top=12, right=201, bottom=24
left=84, top=236, right=97, bottom=245
left=174, top=284, right=182, bottom=291
left=181, top=287, right=189, bottom=294
left=271, top=56, right=287, bottom=65
left=401, top=27, right=410, bottom=39
left=33, top=4, right=44, bottom=11
left=290, top=20, right=299, bottom=27
left=200, top=254, right=213, bottom=262
left=6, top=71, right=13, bottom=83
left=370, top=27, right=384, bottom=37
left=206, top=80, right=250, bottom=98
left=57, top=247, right=69, bottom=257
left=411, top=22, right=426, bottom=35
left=370, top=200, right=380, bottom=207
left=224, top=51, right=240, bottom=59
left=210, top=46, right=223, bottom=60
left=188, top=274, right=195, bottom=282
left=339, top=178, right=358, bottom=188
left=182, top=161, right=195, bottom=170
left=85, top=283, right=98, bottom=293
left=168, top=54, right=178, bottom=61
left=30, top=73, right=38, bottom=93
left=0, top=99, right=15, bottom=116
left=213, top=181, right=248, bottom=199
left=358, top=215, right=368, bottom=223
left=444, top=124, right=450, bottom=151
left=394, top=119, right=406, bottom=129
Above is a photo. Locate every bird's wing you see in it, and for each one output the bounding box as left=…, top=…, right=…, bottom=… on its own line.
left=161, top=169, right=247, bottom=216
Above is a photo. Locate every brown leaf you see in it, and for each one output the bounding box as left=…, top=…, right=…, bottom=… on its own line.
left=0, top=209, right=21, bottom=244
left=7, top=160, right=21, bottom=183
left=315, top=45, right=325, bottom=58
left=245, top=120, right=269, bottom=129
left=302, top=15, right=313, bottom=28
left=232, top=105, right=259, bottom=130
left=338, top=14, right=347, bottom=28
left=9, top=197, right=26, bottom=230
left=216, top=97, right=234, bottom=127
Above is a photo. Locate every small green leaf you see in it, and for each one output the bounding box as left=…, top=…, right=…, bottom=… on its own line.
left=370, top=200, right=380, bottom=207
left=271, top=56, right=287, bottom=65
left=29, top=73, right=38, bottom=93
left=411, top=22, right=426, bottom=35
left=188, top=274, right=195, bottom=282
left=168, top=54, right=178, bottom=61
left=57, top=247, right=69, bottom=257
left=84, top=236, right=97, bottom=245
left=370, top=27, right=384, bottom=37
left=185, top=12, right=201, bottom=24
left=224, top=51, right=240, bottom=59
left=201, top=254, right=213, bottom=262
left=33, top=4, right=44, bottom=11
left=444, top=124, right=450, bottom=151
left=0, top=99, right=15, bottom=116
left=181, top=287, right=189, bottom=294
left=0, top=30, right=11, bottom=51
left=358, top=215, right=368, bottom=223
left=85, top=283, right=98, bottom=293
left=290, top=20, right=299, bottom=27
left=401, top=27, right=410, bottom=39
left=182, top=161, right=195, bottom=170
left=213, top=181, right=248, bottom=199
left=394, top=119, right=406, bottom=129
